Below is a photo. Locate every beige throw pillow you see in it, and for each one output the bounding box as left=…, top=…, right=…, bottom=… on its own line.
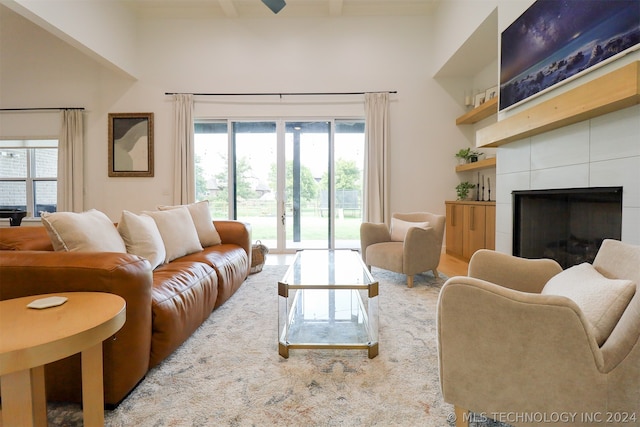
left=390, top=218, right=430, bottom=242
left=542, top=262, right=635, bottom=346
left=117, top=210, right=166, bottom=269
left=41, top=209, right=126, bottom=253
left=143, top=207, right=203, bottom=263
left=158, top=200, right=222, bottom=247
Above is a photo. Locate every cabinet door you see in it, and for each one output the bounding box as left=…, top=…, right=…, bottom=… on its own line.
left=463, top=205, right=486, bottom=260
left=485, top=205, right=496, bottom=250
left=445, top=203, right=464, bottom=257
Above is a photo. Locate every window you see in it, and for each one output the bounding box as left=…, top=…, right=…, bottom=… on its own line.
left=0, top=140, right=58, bottom=218
left=194, top=119, right=364, bottom=251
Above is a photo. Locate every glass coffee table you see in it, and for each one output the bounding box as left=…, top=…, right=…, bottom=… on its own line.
left=278, top=249, right=379, bottom=359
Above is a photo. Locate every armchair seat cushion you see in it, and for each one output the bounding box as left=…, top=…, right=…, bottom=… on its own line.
left=366, top=242, right=403, bottom=272
left=542, top=262, right=635, bottom=345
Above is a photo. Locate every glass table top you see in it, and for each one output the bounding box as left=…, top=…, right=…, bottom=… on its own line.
left=279, top=249, right=375, bottom=289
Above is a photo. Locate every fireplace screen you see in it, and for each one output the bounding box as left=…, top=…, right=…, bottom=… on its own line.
left=513, top=187, right=622, bottom=269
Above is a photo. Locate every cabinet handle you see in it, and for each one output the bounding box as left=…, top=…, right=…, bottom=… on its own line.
left=450, top=207, right=456, bottom=226
left=470, top=206, right=475, bottom=231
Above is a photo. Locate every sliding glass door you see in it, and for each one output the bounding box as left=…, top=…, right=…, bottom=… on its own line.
left=194, top=119, right=364, bottom=252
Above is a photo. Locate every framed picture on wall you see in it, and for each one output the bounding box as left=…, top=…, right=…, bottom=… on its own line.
left=108, top=112, right=154, bottom=177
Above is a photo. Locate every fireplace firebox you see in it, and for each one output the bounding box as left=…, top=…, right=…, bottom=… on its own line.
left=513, top=187, right=622, bottom=269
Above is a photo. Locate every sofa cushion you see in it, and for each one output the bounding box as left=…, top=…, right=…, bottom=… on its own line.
left=542, top=262, right=635, bottom=345
left=144, top=207, right=203, bottom=263
left=179, top=244, right=250, bottom=308
left=149, top=260, right=218, bottom=367
left=41, top=209, right=126, bottom=252
left=117, top=210, right=166, bottom=269
left=390, top=218, right=430, bottom=242
left=158, top=200, right=221, bottom=247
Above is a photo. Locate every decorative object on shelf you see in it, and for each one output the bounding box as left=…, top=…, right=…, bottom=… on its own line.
left=455, top=148, right=470, bottom=165
left=464, top=90, right=474, bottom=108
left=455, top=148, right=483, bottom=164
left=474, top=173, right=493, bottom=201
left=455, top=182, right=476, bottom=201
left=485, top=86, right=498, bottom=101
left=474, top=92, right=486, bottom=108
left=108, top=112, right=154, bottom=177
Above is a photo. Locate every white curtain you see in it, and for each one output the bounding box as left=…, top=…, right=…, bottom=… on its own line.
left=363, top=92, right=390, bottom=224
left=58, top=109, right=84, bottom=212
left=173, top=94, right=195, bottom=205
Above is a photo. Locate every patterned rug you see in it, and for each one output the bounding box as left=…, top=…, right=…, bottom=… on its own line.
left=31, top=265, right=510, bottom=427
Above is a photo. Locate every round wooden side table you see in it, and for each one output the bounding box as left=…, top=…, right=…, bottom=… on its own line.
left=0, top=292, right=126, bottom=427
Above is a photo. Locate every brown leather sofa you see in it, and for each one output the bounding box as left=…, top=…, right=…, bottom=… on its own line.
left=0, top=220, right=251, bottom=407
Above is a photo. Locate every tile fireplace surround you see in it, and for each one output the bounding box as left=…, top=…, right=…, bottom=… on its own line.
left=495, top=104, right=640, bottom=254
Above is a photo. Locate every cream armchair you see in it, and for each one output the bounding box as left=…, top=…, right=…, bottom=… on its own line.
left=437, top=239, right=640, bottom=427
left=360, top=212, right=445, bottom=287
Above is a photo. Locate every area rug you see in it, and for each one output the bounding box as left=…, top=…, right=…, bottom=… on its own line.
left=39, top=265, right=510, bottom=427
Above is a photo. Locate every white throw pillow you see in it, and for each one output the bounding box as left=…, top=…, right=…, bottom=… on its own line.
left=117, top=210, right=166, bottom=269
left=41, top=209, right=126, bottom=253
left=158, top=200, right=222, bottom=247
left=390, top=218, right=430, bottom=242
left=542, top=262, right=636, bottom=346
left=143, top=207, right=203, bottom=263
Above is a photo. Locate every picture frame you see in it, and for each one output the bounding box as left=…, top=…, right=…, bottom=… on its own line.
left=485, top=86, right=498, bottom=101
left=108, top=112, right=154, bottom=177
left=473, top=92, right=486, bottom=108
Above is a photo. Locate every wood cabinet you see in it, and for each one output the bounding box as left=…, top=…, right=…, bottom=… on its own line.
left=445, top=201, right=495, bottom=261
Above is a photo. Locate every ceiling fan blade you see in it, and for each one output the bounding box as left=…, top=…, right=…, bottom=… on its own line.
left=261, top=0, right=286, bottom=14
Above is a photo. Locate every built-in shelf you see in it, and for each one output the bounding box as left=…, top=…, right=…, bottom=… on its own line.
left=455, top=97, right=498, bottom=125
left=477, top=61, right=640, bottom=148
left=455, top=156, right=496, bottom=172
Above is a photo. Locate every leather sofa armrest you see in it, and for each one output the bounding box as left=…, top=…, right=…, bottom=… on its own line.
left=468, top=249, right=562, bottom=294
left=214, top=220, right=251, bottom=255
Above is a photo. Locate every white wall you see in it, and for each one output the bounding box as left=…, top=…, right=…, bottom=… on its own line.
left=0, top=5, right=468, bottom=222
left=3, top=0, right=138, bottom=77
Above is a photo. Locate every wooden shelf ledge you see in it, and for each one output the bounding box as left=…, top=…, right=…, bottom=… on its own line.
left=455, top=156, right=496, bottom=172
left=456, top=97, right=497, bottom=125
left=477, top=61, right=640, bottom=148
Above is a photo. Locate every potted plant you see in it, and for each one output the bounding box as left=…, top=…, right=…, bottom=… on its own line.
left=468, top=150, right=482, bottom=163
left=454, top=148, right=483, bottom=164
left=455, top=181, right=476, bottom=200
left=455, top=148, right=471, bottom=165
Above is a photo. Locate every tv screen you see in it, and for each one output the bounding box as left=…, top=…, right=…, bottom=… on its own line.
left=499, top=0, right=640, bottom=111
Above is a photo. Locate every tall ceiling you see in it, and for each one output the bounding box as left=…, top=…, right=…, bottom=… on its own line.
left=125, top=0, right=440, bottom=18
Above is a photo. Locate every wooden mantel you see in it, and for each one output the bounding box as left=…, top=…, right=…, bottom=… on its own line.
left=477, top=61, right=640, bottom=148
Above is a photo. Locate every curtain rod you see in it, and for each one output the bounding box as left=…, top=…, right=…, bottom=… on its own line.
left=0, top=107, right=85, bottom=112
left=165, top=91, right=397, bottom=96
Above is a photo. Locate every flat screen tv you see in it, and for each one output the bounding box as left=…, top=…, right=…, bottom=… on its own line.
left=499, top=0, right=640, bottom=111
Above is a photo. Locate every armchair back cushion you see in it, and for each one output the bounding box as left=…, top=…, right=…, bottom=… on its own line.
left=390, top=218, right=430, bottom=242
